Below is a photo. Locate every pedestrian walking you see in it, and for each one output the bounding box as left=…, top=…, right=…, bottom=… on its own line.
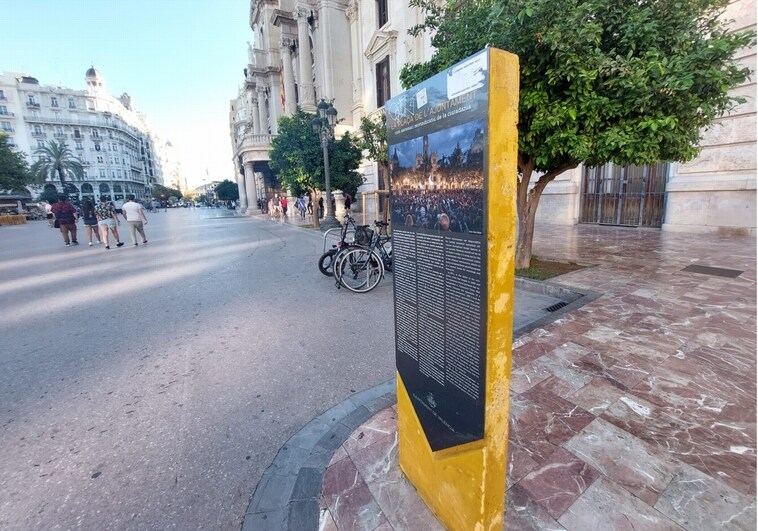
left=121, top=194, right=149, bottom=246
left=272, top=193, right=281, bottom=218
left=280, top=196, right=288, bottom=217
left=95, top=196, right=124, bottom=249
left=344, top=192, right=353, bottom=211
left=80, top=198, right=101, bottom=246
left=51, top=195, right=79, bottom=246
left=41, top=200, right=54, bottom=227
left=297, top=196, right=307, bottom=220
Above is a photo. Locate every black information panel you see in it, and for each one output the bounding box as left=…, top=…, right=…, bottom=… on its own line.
left=387, top=50, right=489, bottom=451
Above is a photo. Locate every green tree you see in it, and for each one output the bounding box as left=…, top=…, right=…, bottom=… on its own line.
left=359, top=110, right=389, bottom=188
left=401, top=0, right=755, bottom=268
left=269, top=109, right=363, bottom=228
left=0, top=133, right=32, bottom=193
left=152, top=184, right=183, bottom=201
left=215, top=179, right=239, bottom=201
left=30, top=140, right=84, bottom=187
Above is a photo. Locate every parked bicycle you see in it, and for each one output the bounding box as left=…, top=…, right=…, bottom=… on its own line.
left=334, top=220, right=392, bottom=293
left=317, top=213, right=373, bottom=276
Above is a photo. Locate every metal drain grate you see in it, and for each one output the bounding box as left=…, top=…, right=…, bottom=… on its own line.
left=544, top=301, right=569, bottom=313
left=682, top=265, right=744, bottom=278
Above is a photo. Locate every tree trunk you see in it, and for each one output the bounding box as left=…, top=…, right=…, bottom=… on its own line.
left=514, top=156, right=577, bottom=269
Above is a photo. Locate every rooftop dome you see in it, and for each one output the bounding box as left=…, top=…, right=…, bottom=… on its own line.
left=85, top=66, right=102, bottom=80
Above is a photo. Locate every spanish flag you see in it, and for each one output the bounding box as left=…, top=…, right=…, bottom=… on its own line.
left=279, top=63, right=286, bottom=111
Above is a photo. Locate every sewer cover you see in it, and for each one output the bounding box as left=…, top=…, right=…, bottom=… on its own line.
left=682, top=265, right=743, bottom=278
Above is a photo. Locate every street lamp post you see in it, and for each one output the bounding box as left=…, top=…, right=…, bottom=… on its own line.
left=312, top=100, right=340, bottom=230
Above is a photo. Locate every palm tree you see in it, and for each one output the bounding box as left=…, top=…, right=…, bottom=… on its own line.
left=30, top=140, right=84, bottom=187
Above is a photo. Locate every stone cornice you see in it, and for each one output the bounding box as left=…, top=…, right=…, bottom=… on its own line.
left=364, top=29, right=398, bottom=61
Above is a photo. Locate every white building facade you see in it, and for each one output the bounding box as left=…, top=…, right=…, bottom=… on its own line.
left=230, top=0, right=755, bottom=236
left=0, top=68, right=164, bottom=202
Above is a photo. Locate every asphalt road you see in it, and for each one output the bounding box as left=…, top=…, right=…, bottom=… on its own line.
left=0, top=209, right=396, bottom=530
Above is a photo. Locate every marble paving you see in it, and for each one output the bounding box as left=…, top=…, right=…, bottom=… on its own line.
left=318, top=224, right=756, bottom=530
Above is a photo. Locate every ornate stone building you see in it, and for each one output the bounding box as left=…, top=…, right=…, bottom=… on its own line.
left=0, top=68, right=164, bottom=201
left=230, top=0, right=755, bottom=236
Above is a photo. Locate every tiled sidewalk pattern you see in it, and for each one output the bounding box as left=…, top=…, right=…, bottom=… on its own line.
left=319, top=224, right=756, bottom=530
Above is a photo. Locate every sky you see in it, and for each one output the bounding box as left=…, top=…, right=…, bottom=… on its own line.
left=393, top=119, right=484, bottom=168
left=4, top=0, right=251, bottom=189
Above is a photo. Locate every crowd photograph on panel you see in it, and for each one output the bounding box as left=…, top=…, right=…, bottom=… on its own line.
left=390, top=119, right=485, bottom=234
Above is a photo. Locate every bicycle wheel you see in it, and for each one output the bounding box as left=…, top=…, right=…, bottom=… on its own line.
left=337, top=248, right=384, bottom=293
left=318, top=249, right=337, bottom=276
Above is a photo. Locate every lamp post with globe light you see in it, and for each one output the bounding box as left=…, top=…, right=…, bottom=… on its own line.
left=311, top=100, right=340, bottom=230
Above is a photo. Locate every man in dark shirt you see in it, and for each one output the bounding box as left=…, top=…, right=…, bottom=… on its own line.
left=51, top=195, right=79, bottom=246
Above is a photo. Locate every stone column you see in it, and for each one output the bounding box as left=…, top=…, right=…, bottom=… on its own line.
left=346, top=0, right=364, bottom=123
left=257, top=87, right=269, bottom=134
left=268, top=81, right=281, bottom=135
left=244, top=162, right=259, bottom=212
left=252, top=96, right=261, bottom=134
left=296, top=9, right=316, bottom=112
left=238, top=168, right=248, bottom=214
left=281, top=39, right=297, bottom=115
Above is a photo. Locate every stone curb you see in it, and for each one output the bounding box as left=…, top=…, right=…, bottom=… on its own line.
left=242, top=379, right=397, bottom=531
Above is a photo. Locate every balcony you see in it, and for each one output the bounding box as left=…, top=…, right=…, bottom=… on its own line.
left=1, top=127, right=14, bottom=134
left=31, top=131, right=46, bottom=138
left=26, top=101, right=41, bottom=108
left=0, top=111, right=14, bottom=117
left=235, top=133, right=275, bottom=162
left=54, top=132, right=68, bottom=139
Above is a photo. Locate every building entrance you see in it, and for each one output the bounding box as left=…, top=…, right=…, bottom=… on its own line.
left=579, top=162, right=668, bottom=227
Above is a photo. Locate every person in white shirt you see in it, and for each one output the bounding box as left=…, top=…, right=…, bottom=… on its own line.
left=121, top=194, right=149, bottom=246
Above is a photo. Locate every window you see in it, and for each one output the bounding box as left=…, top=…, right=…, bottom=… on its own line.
left=33, top=125, right=42, bottom=134
left=75, top=141, right=84, bottom=150
left=376, top=0, right=388, bottom=28
left=0, top=90, right=5, bottom=100
left=97, top=156, right=104, bottom=163
left=27, top=95, right=37, bottom=105
left=1, top=121, right=12, bottom=132
left=376, top=56, right=391, bottom=108
left=51, top=96, right=58, bottom=107
left=92, top=129, right=99, bottom=138
left=68, top=98, right=76, bottom=109
left=37, top=140, right=45, bottom=148
left=108, top=131, right=113, bottom=139
left=0, top=106, right=7, bottom=115
left=99, top=169, right=107, bottom=178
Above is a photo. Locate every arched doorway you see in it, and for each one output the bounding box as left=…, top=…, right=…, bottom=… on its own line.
left=81, top=183, right=94, bottom=200
left=99, top=183, right=111, bottom=201
left=63, top=182, right=79, bottom=202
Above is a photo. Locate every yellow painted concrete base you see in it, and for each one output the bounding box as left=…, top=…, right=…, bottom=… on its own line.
left=396, top=48, right=519, bottom=531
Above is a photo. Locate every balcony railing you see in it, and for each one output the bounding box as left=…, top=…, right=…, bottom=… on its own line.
left=54, top=132, right=67, bottom=138
left=22, top=115, right=141, bottom=139
left=2, top=127, right=14, bottom=133
left=0, top=111, right=14, bottom=117
left=31, top=131, right=46, bottom=137
left=26, top=101, right=41, bottom=108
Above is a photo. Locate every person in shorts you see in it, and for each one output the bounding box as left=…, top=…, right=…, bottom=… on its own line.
left=50, top=195, right=79, bottom=246
left=121, top=194, right=149, bottom=246
left=95, top=196, right=124, bottom=250
left=80, top=198, right=101, bottom=246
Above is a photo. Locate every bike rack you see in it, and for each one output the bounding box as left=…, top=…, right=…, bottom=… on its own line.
left=322, top=227, right=356, bottom=254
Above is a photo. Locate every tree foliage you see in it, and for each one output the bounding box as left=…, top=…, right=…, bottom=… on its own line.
left=359, top=110, right=388, bottom=167
left=152, top=184, right=183, bottom=201
left=269, top=109, right=364, bottom=226
left=30, top=140, right=84, bottom=187
left=401, top=0, right=755, bottom=267
left=0, top=133, right=32, bottom=193
left=215, top=179, right=239, bottom=201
